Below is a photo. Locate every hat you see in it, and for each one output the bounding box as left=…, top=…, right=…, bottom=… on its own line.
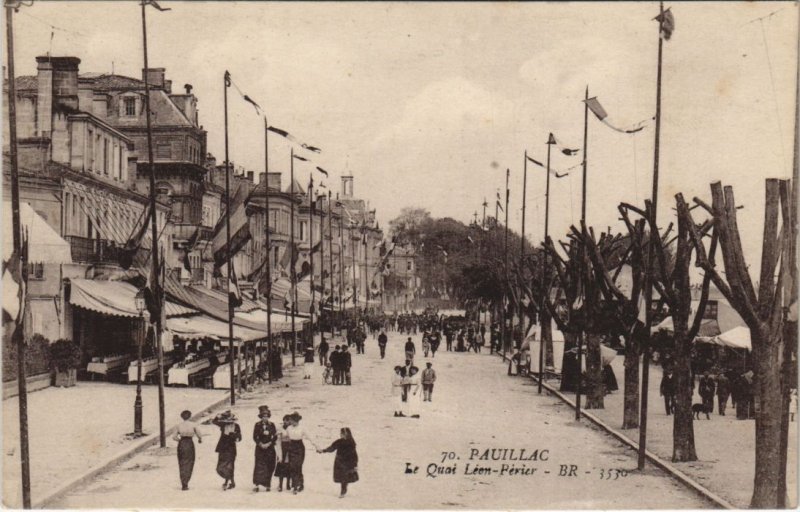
left=426, top=362, right=432, bottom=367
left=288, top=411, right=302, bottom=422
left=258, top=405, right=271, bottom=418
left=216, top=410, right=237, bottom=423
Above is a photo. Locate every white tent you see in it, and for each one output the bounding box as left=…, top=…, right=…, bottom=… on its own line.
left=3, top=201, right=72, bottom=263
left=697, top=325, right=752, bottom=351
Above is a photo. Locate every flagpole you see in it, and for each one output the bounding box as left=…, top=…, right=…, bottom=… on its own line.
left=540, top=134, right=555, bottom=395
left=503, top=168, right=510, bottom=355
left=222, top=71, right=237, bottom=403
left=142, top=1, right=167, bottom=445
left=352, top=225, right=358, bottom=319
left=638, top=0, right=665, bottom=470
left=309, top=178, right=316, bottom=351
left=482, top=199, right=487, bottom=229
left=290, top=147, right=297, bottom=367
left=264, top=118, right=273, bottom=384
left=319, top=189, right=325, bottom=334
left=6, top=4, right=31, bottom=506
left=328, top=191, right=334, bottom=334
left=575, top=85, right=589, bottom=422
left=338, top=197, right=345, bottom=321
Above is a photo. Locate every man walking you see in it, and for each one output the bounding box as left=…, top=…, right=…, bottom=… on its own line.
left=318, top=336, right=329, bottom=367
left=404, top=337, right=416, bottom=362
left=421, top=362, right=437, bottom=402
left=660, top=368, right=676, bottom=415
left=378, top=330, right=388, bottom=359
left=330, top=345, right=342, bottom=385
left=445, top=328, right=454, bottom=352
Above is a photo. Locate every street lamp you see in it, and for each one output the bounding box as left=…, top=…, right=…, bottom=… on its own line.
left=133, top=288, right=146, bottom=437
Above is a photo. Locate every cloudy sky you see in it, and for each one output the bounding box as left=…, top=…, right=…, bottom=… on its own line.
left=9, top=1, right=798, bottom=266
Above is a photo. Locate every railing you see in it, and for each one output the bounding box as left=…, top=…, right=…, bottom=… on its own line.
left=65, top=235, right=123, bottom=264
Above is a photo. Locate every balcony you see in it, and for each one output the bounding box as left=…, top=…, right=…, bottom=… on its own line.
left=173, top=223, right=214, bottom=243
left=65, top=236, right=123, bottom=264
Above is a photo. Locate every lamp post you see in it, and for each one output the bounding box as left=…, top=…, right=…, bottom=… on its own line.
left=133, top=289, right=146, bottom=437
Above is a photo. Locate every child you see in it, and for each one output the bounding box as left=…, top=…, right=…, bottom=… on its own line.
left=323, top=361, right=333, bottom=385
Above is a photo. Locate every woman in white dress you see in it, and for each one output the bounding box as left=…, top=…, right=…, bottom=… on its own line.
left=406, top=367, right=422, bottom=419
left=392, top=366, right=405, bottom=417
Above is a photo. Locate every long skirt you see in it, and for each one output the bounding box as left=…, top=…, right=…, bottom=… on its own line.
left=177, top=438, right=195, bottom=487
left=253, top=447, right=277, bottom=487
left=406, top=389, right=421, bottom=416
left=286, top=440, right=306, bottom=489
left=216, top=448, right=236, bottom=480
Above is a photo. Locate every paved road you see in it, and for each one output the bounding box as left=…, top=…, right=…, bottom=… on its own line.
left=53, top=332, right=709, bottom=509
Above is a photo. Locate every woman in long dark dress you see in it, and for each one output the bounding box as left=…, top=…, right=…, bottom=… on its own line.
left=252, top=405, right=277, bottom=492
left=212, top=411, right=242, bottom=490
left=277, top=414, right=293, bottom=492
left=172, top=410, right=203, bottom=490
left=318, top=427, right=359, bottom=498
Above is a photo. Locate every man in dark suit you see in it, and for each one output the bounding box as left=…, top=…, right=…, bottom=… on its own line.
left=378, top=330, right=388, bottom=359
left=330, top=346, right=342, bottom=385
left=342, top=345, right=353, bottom=385
left=698, top=371, right=716, bottom=413
left=660, top=368, right=676, bottom=415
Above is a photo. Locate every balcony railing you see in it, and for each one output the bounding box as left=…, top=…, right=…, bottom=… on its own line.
left=65, top=235, right=123, bottom=264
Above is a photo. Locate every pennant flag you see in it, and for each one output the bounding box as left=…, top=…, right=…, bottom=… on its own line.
left=526, top=155, right=544, bottom=167
left=316, top=166, right=329, bottom=177
left=310, top=240, right=322, bottom=255
left=302, top=144, right=322, bottom=153
left=143, top=248, right=165, bottom=324
left=496, top=200, right=504, bottom=213
left=242, top=95, right=261, bottom=115
left=293, top=154, right=309, bottom=162
left=211, top=183, right=252, bottom=270
left=655, top=8, right=675, bottom=40
left=119, top=205, right=153, bottom=270
left=584, top=96, right=649, bottom=134
left=143, top=0, right=171, bottom=11
left=267, top=125, right=320, bottom=154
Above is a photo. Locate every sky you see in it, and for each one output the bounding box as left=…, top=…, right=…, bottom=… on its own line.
left=7, top=1, right=799, bottom=270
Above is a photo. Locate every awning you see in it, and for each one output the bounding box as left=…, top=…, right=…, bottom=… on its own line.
left=167, top=314, right=263, bottom=342
left=67, top=279, right=197, bottom=318
left=3, top=201, right=72, bottom=264
left=696, top=325, right=751, bottom=351
left=189, top=285, right=261, bottom=313
left=234, top=309, right=303, bottom=333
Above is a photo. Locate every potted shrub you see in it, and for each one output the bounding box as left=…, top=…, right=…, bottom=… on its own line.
left=48, top=339, right=82, bottom=387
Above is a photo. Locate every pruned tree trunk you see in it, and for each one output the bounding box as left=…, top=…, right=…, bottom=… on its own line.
left=671, top=330, right=697, bottom=462
left=750, top=325, right=785, bottom=508
left=584, top=333, right=604, bottom=409
left=541, top=307, right=554, bottom=367
left=622, top=333, right=640, bottom=429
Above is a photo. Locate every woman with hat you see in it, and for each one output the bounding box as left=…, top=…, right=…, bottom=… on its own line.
left=212, top=411, right=242, bottom=490
left=284, top=411, right=319, bottom=494
left=317, top=427, right=359, bottom=498
left=252, top=405, right=277, bottom=492
left=276, top=414, right=293, bottom=492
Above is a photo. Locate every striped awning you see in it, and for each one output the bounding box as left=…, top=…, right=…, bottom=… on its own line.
left=67, top=279, right=197, bottom=318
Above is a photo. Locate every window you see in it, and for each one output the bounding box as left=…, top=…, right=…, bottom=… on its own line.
left=87, top=128, right=94, bottom=170
left=299, top=221, right=308, bottom=242
left=118, top=145, right=123, bottom=180
left=407, top=261, right=412, bottom=271
left=156, top=143, right=171, bottom=160
left=268, top=209, right=278, bottom=231
left=103, top=139, right=109, bottom=174
left=124, top=97, right=136, bottom=116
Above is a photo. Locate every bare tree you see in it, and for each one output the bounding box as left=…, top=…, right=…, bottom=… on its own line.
left=685, top=180, right=795, bottom=507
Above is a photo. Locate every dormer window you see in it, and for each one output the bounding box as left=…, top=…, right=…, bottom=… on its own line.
left=124, top=97, right=136, bottom=116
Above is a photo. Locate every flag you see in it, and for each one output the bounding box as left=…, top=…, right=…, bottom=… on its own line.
left=526, top=155, right=544, bottom=167
left=267, top=125, right=320, bottom=153
left=496, top=200, right=504, bottom=213
left=181, top=224, right=202, bottom=272
left=526, top=153, right=573, bottom=177
left=211, top=183, right=252, bottom=270
left=3, top=229, right=28, bottom=339
left=293, top=154, right=309, bottom=162
left=242, top=95, right=261, bottom=115
left=143, top=247, right=165, bottom=324
left=316, top=166, right=329, bottom=177
left=119, top=205, right=153, bottom=270
left=655, top=8, right=675, bottom=40
left=143, top=0, right=171, bottom=11
left=550, top=134, right=580, bottom=155
left=228, top=259, right=243, bottom=309
left=584, top=96, right=648, bottom=134
left=302, top=144, right=322, bottom=153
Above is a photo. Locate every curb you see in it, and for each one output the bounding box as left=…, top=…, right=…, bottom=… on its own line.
left=34, top=393, right=233, bottom=509
left=495, top=353, right=735, bottom=510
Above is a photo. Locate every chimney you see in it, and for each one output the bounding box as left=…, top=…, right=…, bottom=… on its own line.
left=163, top=79, right=172, bottom=94
left=184, top=83, right=193, bottom=94
left=259, top=172, right=266, bottom=184
left=247, top=171, right=254, bottom=183
left=142, top=67, right=166, bottom=89
left=35, top=57, right=53, bottom=136
left=341, top=176, right=354, bottom=197
left=267, top=172, right=281, bottom=191
left=39, top=56, right=80, bottom=113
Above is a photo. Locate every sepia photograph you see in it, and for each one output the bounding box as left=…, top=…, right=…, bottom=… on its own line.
left=1, top=0, right=798, bottom=509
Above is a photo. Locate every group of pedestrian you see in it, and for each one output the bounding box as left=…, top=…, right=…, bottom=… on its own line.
left=659, top=367, right=756, bottom=420
left=328, top=345, right=353, bottom=385
left=173, top=407, right=359, bottom=498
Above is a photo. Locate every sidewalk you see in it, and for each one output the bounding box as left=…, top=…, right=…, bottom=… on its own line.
left=2, top=380, right=229, bottom=508
left=531, top=355, right=798, bottom=508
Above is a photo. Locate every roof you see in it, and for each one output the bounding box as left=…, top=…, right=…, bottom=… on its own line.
left=82, top=73, right=145, bottom=90
left=67, top=279, right=198, bottom=318
left=12, top=75, right=38, bottom=91
left=284, top=179, right=306, bottom=195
